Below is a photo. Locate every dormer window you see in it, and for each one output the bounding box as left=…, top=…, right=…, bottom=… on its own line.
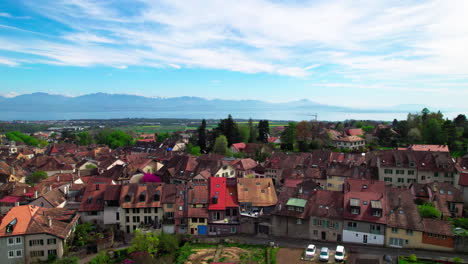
left=6, top=218, right=17, bottom=233
left=410, top=162, right=415, bottom=167
left=371, top=200, right=382, bottom=217
left=153, top=191, right=160, bottom=202
left=396, top=162, right=401, bottom=167
left=87, top=196, right=92, bottom=204
left=350, top=198, right=360, bottom=215
left=124, top=195, right=131, bottom=202
left=139, top=192, right=146, bottom=202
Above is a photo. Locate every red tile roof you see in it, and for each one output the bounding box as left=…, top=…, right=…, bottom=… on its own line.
left=237, top=178, right=277, bottom=207
left=343, top=179, right=386, bottom=224
left=408, top=144, right=449, bottom=152
left=79, top=184, right=109, bottom=212
left=208, top=177, right=227, bottom=210
left=120, top=183, right=163, bottom=209
left=346, top=128, right=364, bottom=136
left=231, top=143, right=246, bottom=151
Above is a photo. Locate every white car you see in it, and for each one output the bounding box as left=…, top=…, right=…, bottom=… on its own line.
left=335, top=245, right=345, bottom=262
left=304, top=244, right=316, bottom=259
left=319, top=247, right=329, bottom=262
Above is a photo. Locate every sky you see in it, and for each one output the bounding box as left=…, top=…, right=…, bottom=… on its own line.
left=0, top=0, right=467, bottom=110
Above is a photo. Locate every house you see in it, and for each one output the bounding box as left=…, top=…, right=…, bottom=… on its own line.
left=161, top=184, right=176, bottom=234
left=333, top=136, right=366, bottom=150
left=187, top=184, right=209, bottom=235
left=345, top=128, right=364, bottom=137
left=29, top=188, right=66, bottom=208
left=456, top=157, right=468, bottom=204
left=308, top=190, right=344, bottom=242
left=208, top=177, right=239, bottom=235
left=385, top=188, right=424, bottom=249
left=230, top=143, right=246, bottom=153
left=408, top=144, right=450, bottom=152
left=420, top=218, right=454, bottom=251
left=119, top=183, right=164, bottom=234
left=231, top=158, right=257, bottom=178
left=103, top=185, right=122, bottom=228
left=342, top=179, right=386, bottom=245
left=0, top=205, right=79, bottom=264
left=377, top=150, right=458, bottom=188
left=37, top=158, right=74, bottom=176
left=409, top=182, right=464, bottom=219
left=214, top=162, right=236, bottom=178
left=79, top=184, right=108, bottom=225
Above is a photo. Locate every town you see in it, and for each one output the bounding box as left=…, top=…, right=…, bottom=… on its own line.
left=0, top=109, right=466, bottom=264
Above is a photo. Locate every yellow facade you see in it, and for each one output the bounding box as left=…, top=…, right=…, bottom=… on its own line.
left=188, top=217, right=207, bottom=235
left=385, top=227, right=422, bottom=249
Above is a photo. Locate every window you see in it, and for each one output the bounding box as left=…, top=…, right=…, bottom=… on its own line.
left=406, top=229, right=413, bottom=235
left=116, top=212, right=120, bottom=221
left=384, top=177, right=393, bottom=182
left=16, top=249, right=22, bottom=257
left=199, top=218, right=205, bottom=223
left=313, top=230, right=318, bottom=236
left=126, top=216, right=130, bottom=222
left=230, top=227, right=237, bottom=233
left=179, top=206, right=183, bottom=211
left=47, top=238, right=57, bottom=245
left=421, top=176, right=426, bottom=180
left=192, top=218, right=198, bottom=223
left=154, top=208, right=158, bottom=213
left=16, top=237, right=21, bottom=244
left=30, top=251, right=45, bottom=257
left=8, top=237, right=14, bottom=245
left=48, top=250, right=57, bottom=256
left=351, top=207, right=360, bottom=215
left=407, top=178, right=416, bottom=183
left=125, top=209, right=129, bottom=214
left=392, top=227, right=398, bottom=233
left=408, top=170, right=415, bottom=175
left=347, top=222, right=357, bottom=229
left=8, top=250, right=14, bottom=258
left=397, top=178, right=404, bottom=183
left=29, top=239, right=44, bottom=246
left=396, top=170, right=404, bottom=175
left=167, top=203, right=173, bottom=208
left=296, top=219, right=302, bottom=225
left=384, top=169, right=393, bottom=174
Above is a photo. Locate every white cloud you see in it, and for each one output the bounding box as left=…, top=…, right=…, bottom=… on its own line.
left=0, top=57, right=19, bottom=66
left=0, top=12, right=12, bottom=18
left=0, top=0, right=466, bottom=84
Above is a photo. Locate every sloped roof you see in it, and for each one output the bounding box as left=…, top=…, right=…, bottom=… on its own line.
left=237, top=178, right=277, bottom=207
left=286, top=198, right=307, bottom=207
left=120, top=183, right=163, bottom=208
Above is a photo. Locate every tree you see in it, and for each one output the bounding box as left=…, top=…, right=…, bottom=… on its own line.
left=197, top=119, right=207, bottom=153
left=156, top=132, right=170, bottom=142
left=407, top=128, right=422, bottom=143
left=216, top=115, right=240, bottom=146
left=77, top=132, right=93, bottom=146
left=296, top=121, right=312, bottom=142
left=95, top=130, right=134, bottom=149
left=418, top=203, right=441, bottom=219
left=422, top=118, right=443, bottom=144
left=248, top=118, right=256, bottom=143
left=213, top=135, right=228, bottom=155
left=158, top=232, right=179, bottom=255
left=238, top=125, right=250, bottom=143
left=392, top=119, right=398, bottom=128
left=187, top=144, right=201, bottom=156
left=454, top=114, right=467, bottom=127
left=6, top=131, right=40, bottom=146
left=421, top=108, right=430, bottom=122
left=129, top=230, right=159, bottom=257
left=28, top=171, right=47, bottom=184
left=361, top=125, right=374, bottom=133
left=257, top=120, right=270, bottom=143
left=281, top=122, right=296, bottom=151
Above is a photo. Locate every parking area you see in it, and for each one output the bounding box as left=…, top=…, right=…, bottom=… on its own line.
left=276, top=247, right=346, bottom=264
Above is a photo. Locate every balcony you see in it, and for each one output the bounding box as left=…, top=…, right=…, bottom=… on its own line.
left=210, top=216, right=239, bottom=224
left=239, top=208, right=263, bottom=218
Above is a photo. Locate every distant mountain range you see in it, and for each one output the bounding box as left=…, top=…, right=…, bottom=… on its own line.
left=0, top=93, right=463, bottom=121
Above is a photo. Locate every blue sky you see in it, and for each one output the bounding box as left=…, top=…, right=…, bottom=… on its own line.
left=0, top=0, right=467, bottom=110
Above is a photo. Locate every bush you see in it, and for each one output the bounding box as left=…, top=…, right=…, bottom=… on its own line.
left=418, top=203, right=442, bottom=219
left=452, top=218, right=468, bottom=229
left=28, top=171, right=48, bottom=184
left=158, top=232, right=180, bottom=255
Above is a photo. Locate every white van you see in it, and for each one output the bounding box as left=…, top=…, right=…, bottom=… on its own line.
left=335, top=245, right=345, bottom=262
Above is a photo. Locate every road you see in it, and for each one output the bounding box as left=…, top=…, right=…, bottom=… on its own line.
left=227, top=234, right=468, bottom=262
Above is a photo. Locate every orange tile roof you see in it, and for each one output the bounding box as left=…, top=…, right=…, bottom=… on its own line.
left=236, top=178, right=277, bottom=207
left=0, top=205, right=38, bottom=236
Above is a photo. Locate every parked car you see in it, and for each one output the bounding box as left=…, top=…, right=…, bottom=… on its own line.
left=319, top=247, right=329, bottom=262
left=335, top=245, right=345, bottom=262
left=304, top=244, right=316, bottom=259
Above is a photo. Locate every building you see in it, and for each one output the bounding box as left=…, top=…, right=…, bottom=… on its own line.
left=79, top=183, right=108, bottom=225
left=208, top=177, right=239, bottom=235
left=408, top=144, right=450, bottom=152
left=342, top=179, right=386, bottom=245
left=119, top=183, right=164, bottom=234
left=187, top=184, right=209, bottom=235
left=333, top=136, right=366, bottom=150
left=103, top=185, right=122, bottom=228
left=0, top=205, right=79, bottom=264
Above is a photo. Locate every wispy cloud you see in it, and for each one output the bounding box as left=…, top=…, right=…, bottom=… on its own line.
left=0, top=12, right=12, bottom=18
left=0, top=0, right=467, bottom=85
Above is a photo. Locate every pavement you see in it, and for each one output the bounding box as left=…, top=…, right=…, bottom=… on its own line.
left=226, top=234, right=468, bottom=262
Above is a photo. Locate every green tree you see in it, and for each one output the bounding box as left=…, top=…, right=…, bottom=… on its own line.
left=28, top=171, right=47, bottom=184
left=454, top=114, right=467, bottom=127
left=418, top=203, right=442, bottom=219
left=257, top=120, right=270, bottom=143
left=156, top=132, right=170, bottom=142
left=77, top=131, right=93, bottom=146
left=187, top=143, right=201, bottom=156
left=213, top=135, right=229, bottom=155
left=238, top=125, right=250, bottom=143
left=281, top=122, right=296, bottom=151
left=248, top=118, right=256, bottom=143
left=216, top=115, right=240, bottom=146
left=197, top=119, right=207, bottom=153
left=423, top=119, right=443, bottom=144
left=129, top=230, right=160, bottom=257
left=5, top=131, right=40, bottom=146
left=158, top=232, right=180, bottom=255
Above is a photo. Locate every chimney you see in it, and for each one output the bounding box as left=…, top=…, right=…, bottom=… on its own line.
left=23, top=188, right=26, bottom=194
left=57, top=175, right=60, bottom=182
left=15, top=201, right=20, bottom=207
left=47, top=217, right=52, bottom=227
left=34, top=190, right=38, bottom=199
left=48, top=185, right=52, bottom=192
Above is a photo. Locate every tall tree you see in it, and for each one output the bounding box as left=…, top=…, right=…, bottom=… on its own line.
left=213, top=135, right=228, bottom=155
left=281, top=122, right=296, bottom=151
left=422, top=118, right=443, bottom=144
left=257, top=120, right=270, bottom=143
left=454, top=114, right=467, bottom=127
left=216, top=115, right=240, bottom=146
left=77, top=132, right=93, bottom=146
left=197, top=119, right=207, bottom=153
left=238, top=125, right=250, bottom=143
left=248, top=118, right=256, bottom=143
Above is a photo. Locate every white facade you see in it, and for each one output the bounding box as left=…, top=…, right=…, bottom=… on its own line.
left=342, top=230, right=385, bottom=245
left=104, top=207, right=122, bottom=226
